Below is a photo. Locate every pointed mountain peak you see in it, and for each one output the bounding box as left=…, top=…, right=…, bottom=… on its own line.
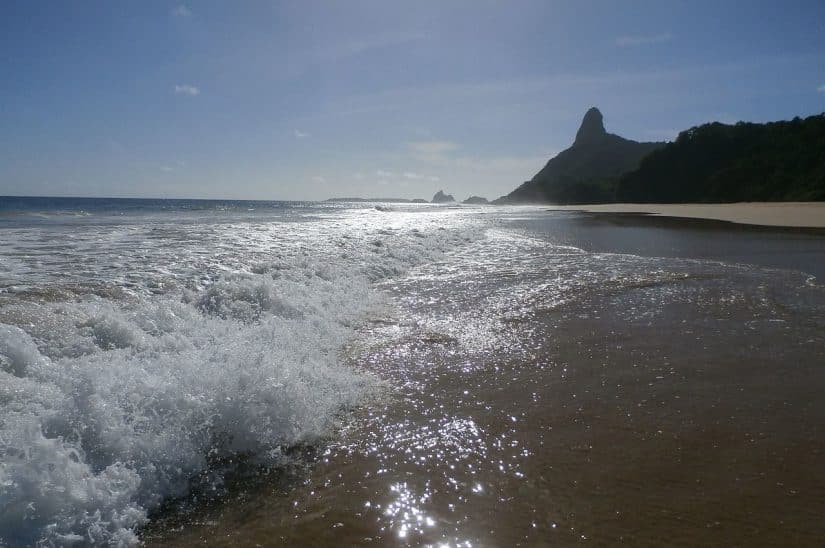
left=574, top=107, right=606, bottom=145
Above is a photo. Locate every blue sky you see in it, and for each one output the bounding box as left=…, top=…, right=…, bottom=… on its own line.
left=1, top=0, right=824, bottom=200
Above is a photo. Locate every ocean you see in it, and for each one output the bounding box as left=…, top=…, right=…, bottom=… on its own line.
left=1, top=197, right=824, bottom=546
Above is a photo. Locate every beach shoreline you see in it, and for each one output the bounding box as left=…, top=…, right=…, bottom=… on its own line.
left=543, top=202, right=825, bottom=228
left=150, top=208, right=825, bottom=547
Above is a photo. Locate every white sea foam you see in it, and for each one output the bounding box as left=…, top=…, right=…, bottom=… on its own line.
left=0, top=206, right=486, bottom=545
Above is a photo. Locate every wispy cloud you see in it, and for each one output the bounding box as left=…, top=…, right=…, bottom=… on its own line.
left=313, top=175, right=326, bottom=184
left=317, top=56, right=798, bottom=130
left=405, top=139, right=547, bottom=177
left=173, top=84, right=200, bottom=96
left=817, top=84, right=825, bottom=93
left=172, top=5, right=192, bottom=17
left=159, top=161, right=186, bottom=173
left=407, top=141, right=460, bottom=155
left=294, top=130, right=310, bottom=138
left=403, top=172, right=440, bottom=182
left=324, top=66, right=698, bottom=121
left=616, top=33, right=673, bottom=47
left=372, top=169, right=439, bottom=185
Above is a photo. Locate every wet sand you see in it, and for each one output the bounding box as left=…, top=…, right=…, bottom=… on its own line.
left=148, top=212, right=825, bottom=547
left=548, top=202, right=825, bottom=228
left=149, top=311, right=825, bottom=546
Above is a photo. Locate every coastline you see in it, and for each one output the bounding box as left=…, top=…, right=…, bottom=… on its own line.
left=544, top=202, right=825, bottom=228
left=150, top=207, right=825, bottom=546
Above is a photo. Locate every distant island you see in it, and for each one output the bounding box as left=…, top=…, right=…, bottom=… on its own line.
left=495, top=107, right=825, bottom=204
left=462, top=196, right=489, bottom=204
left=326, top=197, right=429, bottom=203
left=326, top=190, right=488, bottom=204
left=431, top=190, right=455, bottom=203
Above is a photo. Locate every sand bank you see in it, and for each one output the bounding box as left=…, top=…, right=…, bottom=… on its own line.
left=548, top=202, right=825, bottom=228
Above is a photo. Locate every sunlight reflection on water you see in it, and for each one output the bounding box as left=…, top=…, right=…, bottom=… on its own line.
left=138, top=208, right=825, bottom=547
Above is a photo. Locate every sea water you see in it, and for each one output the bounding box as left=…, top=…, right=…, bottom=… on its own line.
left=2, top=198, right=825, bottom=546
left=0, top=198, right=485, bottom=545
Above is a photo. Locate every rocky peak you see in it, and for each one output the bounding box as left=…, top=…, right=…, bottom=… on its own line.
left=431, top=190, right=455, bottom=203
left=574, top=107, right=607, bottom=146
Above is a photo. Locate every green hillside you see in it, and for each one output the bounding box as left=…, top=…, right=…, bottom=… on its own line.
left=617, top=114, right=825, bottom=202
left=495, top=108, right=664, bottom=204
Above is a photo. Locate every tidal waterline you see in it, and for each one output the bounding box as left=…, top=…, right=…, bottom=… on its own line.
left=149, top=211, right=825, bottom=546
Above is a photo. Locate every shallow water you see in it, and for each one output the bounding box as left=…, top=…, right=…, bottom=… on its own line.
left=1, top=199, right=824, bottom=546
left=153, top=213, right=825, bottom=546
left=0, top=198, right=485, bottom=545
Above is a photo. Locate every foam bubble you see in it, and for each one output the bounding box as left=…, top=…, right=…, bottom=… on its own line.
left=0, top=324, right=48, bottom=377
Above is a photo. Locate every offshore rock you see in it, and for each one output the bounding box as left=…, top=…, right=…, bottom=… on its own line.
left=431, top=190, right=456, bottom=203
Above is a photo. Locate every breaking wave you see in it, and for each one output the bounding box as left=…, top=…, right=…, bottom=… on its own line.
left=0, top=209, right=482, bottom=545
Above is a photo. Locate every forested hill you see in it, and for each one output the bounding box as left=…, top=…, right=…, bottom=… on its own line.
left=616, top=114, right=825, bottom=202
left=494, top=108, right=665, bottom=204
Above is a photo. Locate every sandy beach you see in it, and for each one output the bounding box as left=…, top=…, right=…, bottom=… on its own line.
left=547, top=202, right=825, bottom=228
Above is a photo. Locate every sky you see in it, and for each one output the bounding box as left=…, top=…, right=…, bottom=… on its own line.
left=1, top=1, right=824, bottom=201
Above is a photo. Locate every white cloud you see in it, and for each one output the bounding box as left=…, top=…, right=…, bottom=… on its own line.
left=403, top=171, right=440, bottom=182
left=173, top=84, right=200, bottom=96
left=817, top=84, right=825, bottom=93
left=616, top=33, right=673, bottom=47
left=376, top=169, right=395, bottom=178
left=294, top=130, right=310, bottom=138
left=172, top=5, right=192, bottom=17
left=312, top=175, right=326, bottom=184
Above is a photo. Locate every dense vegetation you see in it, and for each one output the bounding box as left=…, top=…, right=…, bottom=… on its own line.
left=498, top=109, right=825, bottom=205
left=616, top=114, right=825, bottom=202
